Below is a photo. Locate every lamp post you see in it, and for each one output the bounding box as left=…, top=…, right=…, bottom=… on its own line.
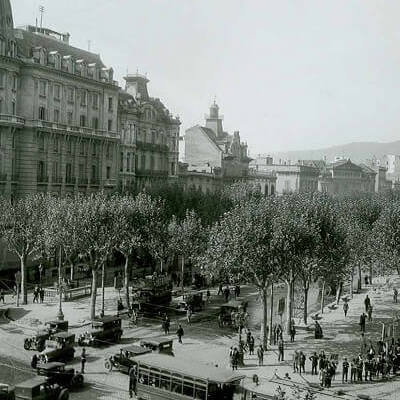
left=15, top=271, right=21, bottom=307
left=38, top=264, right=43, bottom=285
left=57, top=246, right=64, bottom=321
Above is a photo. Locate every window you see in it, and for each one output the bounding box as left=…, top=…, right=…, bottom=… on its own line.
left=108, top=119, right=112, bottom=131
left=126, top=153, right=130, bottom=172
left=80, top=90, right=86, bottom=106
left=39, top=106, right=46, bottom=121
left=53, top=137, right=59, bottom=153
left=106, top=166, right=111, bottom=179
left=80, top=115, right=86, bottom=127
left=141, top=154, right=146, bottom=170
left=78, top=164, right=85, bottom=179
left=37, top=161, right=45, bottom=180
left=92, top=93, right=99, bottom=109
left=271, top=185, right=275, bottom=196
left=92, top=117, right=98, bottom=130
left=67, top=87, right=74, bottom=103
left=79, top=141, right=85, bottom=155
left=108, top=97, right=113, bottom=111
left=54, top=109, right=60, bottom=123
left=0, top=98, right=3, bottom=113
left=0, top=70, right=4, bottom=88
left=12, top=75, right=17, bottom=91
left=91, top=165, right=97, bottom=180
left=39, top=80, right=47, bottom=97
left=65, top=163, right=72, bottom=182
left=150, top=155, right=155, bottom=171
left=120, top=152, right=123, bottom=172
left=151, top=130, right=156, bottom=144
left=54, top=84, right=61, bottom=100
left=67, top=140, right=72, bottom=154
left=67, top=111, right=73, bottom=125
left=92, top=143, right=97, bottom=156
left=52, top=161, right=59, bottom=180
left=11, top=101, right=15, bottom=115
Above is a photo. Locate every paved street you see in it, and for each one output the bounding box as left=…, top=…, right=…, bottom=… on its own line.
left=0, top=278, right=400, bottom=399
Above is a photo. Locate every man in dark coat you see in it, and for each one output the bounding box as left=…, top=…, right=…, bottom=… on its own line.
left=176, top=324, right=184, bottom=343
left=359, top=313, right=366, bottom=333
left=364, top=295, right=371, bottom=312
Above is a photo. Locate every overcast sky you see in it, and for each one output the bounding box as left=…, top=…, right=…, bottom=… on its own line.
left=11, top=0, right=400, bottom=155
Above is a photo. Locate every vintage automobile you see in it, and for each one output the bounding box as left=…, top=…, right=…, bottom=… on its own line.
left=36, top=362, right=84, bottom=389
left=139, top=337, right=174, bottom=355
left=38, top=333, right=75, bottom=363
left=104, top=345, right=151, bottom=373
left=177, top=290, right=204, bottom=312
left=24, top=321, right=69, bottom=352
left=14, top=376, right=69, bottom=400
left=131, top=274, right=172, bottom=314
left=219, top=299, right=249, bottom=327
left=0, top=383, right=14, bottom=400
left=77, top=315, right=122, bottom=347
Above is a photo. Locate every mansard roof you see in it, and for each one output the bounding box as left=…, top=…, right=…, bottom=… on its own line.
left=14, top=28, right=105, bottom=67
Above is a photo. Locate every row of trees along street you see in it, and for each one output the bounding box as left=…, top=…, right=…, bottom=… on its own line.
left=2, top=185, right=400, bottom=345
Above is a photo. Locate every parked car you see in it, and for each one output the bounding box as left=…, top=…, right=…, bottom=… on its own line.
left=177, top=291, right=204, bottom=312
left=38, top=333, right=75, bottom=363
left=104, top=345, right=151, bottom=373
left=77, top=315, right=122, bottom=347
left=36, top=362, right=83, bottom=389
left=24, top=321, right=69, bottom=352
left=14, top=376, right=69, bottom=400
left=219, top=299, right=248, bottom=327
left=139, top=337, right=174, bottom=355
left=0, top=383, right=14, bottom=400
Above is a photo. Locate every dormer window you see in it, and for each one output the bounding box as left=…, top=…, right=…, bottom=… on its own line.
left=75, top=60, right=86, bottom=77
left=62, top=55, right=73, bottom=73
left=48, top=51, right=61, bottom=69
left=87, top=63, right=96, bottom=79
left=39, top=48, right=47, bottom=65
left=32, top=47, right=42, bottom=63
left=101, top=67, right=113, bottom=83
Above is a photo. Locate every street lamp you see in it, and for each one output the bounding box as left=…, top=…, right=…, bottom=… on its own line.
left=57, top=246, right=64, bottom=321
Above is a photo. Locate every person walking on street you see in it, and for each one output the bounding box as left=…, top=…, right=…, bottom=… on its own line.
left=342, top=358, right=349, bottom=383
left=350, top=359, right=357, bottom=383
left=257, top=345, right=264, bottom=366
left=186, top=306, right=192, bottom=325
left=394, top=288, right=398, bottom=303
left=290, top=324, right=296, bottom=342
left=163, top=315, right=170, bottom=335
left=234, top=285, right=240, bottom=299
left=299, top=351, right=306, bottom=374
left=39, top=287, right=44, bottom=303
left=218, top=283, right=223, bottom=296
left=206, top=289, right=211, bottom=303
left=293, top=351, right=299, bottom=373
left=364, top=295, right=371, bottom=313
left=359, top=313, right=366, bottom=333
left=80, top=347, right=87, bottom=374
left=176, top=324, right=184, bottom=344
left=129, top=365, right=137, bottom=398
left=0, top=289, right=5, bottom=304
left=248, top=335, right=255, bottom=355
left=31, top=354, right=38, bottom=369
left=343, top=301, right=349, bottom=317
left=33, top=286, right=39, bottom=303
left=367, top=304, right=373, bottom=322
left=278, top=339, right=284, bottom=362
left=310, top=352, right=319, bottom=375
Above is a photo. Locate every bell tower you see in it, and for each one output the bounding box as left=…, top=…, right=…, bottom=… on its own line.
left=205, top=100, right=224, bottom=138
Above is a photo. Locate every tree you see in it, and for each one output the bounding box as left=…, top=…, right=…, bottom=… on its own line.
left=203, top=197, right=278, bottom=346
left=0, top=194, right=48, bottom=304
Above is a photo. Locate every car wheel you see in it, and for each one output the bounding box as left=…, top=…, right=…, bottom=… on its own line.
left=58, top=388, right=69, bottom=400
left=104, top=360, right=112, bottom=372
left=72, top=374, right=84, bottom=386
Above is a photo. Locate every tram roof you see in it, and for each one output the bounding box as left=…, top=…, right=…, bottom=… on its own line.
left=134, top=353, right=245, bottom=383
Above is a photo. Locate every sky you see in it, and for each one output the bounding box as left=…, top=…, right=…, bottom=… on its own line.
left=10, top=0, right=400, bottom=155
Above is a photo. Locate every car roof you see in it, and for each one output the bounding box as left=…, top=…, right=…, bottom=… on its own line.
left=140, top=337, right=172, bottom=346
left=123, top=345, right=152, bottom=355
left=93, top=315, right=121, bottom=324
left=16, top=376, right=48, bottom=388
left=53, top=332, right=74, bottom=339
left=133, top=353, right=245, bottom=383
left=37, top=362, right=65, bottom=370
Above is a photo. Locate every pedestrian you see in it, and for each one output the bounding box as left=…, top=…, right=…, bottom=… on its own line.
left=359, top=313, right=366, bottom=333
left=293, top=350, right=299, bottom=373
left=350, top=358, right=357, bottom=383
left=277, top=324, right=283, bottom=341
left=129, top=365, right=137, bottom=398
left=249, top=335, right=255, bottom=355
left=80, top=347, right=87, bottom=374
left=367, top=304, right=373, bottom=322
left=343, top=301, right=349, bottom=317
left=394, top=288, right=398, bottom=303
left=234, top=285, right=240, bottom=299
left=289, top=324, right=296, bottom=342
left=357, top=354, right=363, bottom=382
left=364, top=295, right=371, bottom=313
left=176, top=324, right=184, bottom=344
left=224, top=286, right=230, bottom=302
left=278, top=338, right=284, bottom=362
left=39, top=287, right=44, bottom=303
left=257, top=345, right=264, bottom=366
left=0, top=289, right=5, bottom=304
left=33, top=286, right=39, bottom=303
left=299, top=351, right=306, bottom=374
left=206, top=289, right=211, bottom=303
left=342, top=358, right=349, bottom=383
left=217, top=282, right=223, bottom=295
left=232, top=348, right=239, bottom=370
left=365, top=275, right=369, bottom=285
left=273, top=324, right=277, bottom=345
left=310, top=352, right=319, bottom=375
left=30, top=354, right=38, bottom=369
left=360, top=332, right=367, bottom=354
left=186, top=306, right=192, bottom=325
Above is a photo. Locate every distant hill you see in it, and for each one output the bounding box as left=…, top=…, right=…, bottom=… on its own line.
left=262, top=141, right=400, bottom=164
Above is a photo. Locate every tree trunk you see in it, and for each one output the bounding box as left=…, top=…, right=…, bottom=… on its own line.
left=160, top=259, right=164, bottom=274
left=101, top=263, right=105, bottom=316
left=303, top=284, right=309, bottom=326
left=181, top=255, right=185, bottom=295
left=124, top=255, right=130, bottom=308
left=261, top=287, right=268, bottom=349
left=369, top=264, right=373, bottom=285
left=357, top=264, right=362, bottom=291
left=20, top=255, right=28, bottom=305
left=285, top=278, right=294, bottom=334
left=350, top=269, right=354, bottom=299
left=70, top=262, right=74, bottom=281
left=269, top=283, right=274, bottom=345
left=90, top=268, right=98, bottom=320
left=320, top=280, right=326, bottom=314
left=335, top=282, right=343, bottom=305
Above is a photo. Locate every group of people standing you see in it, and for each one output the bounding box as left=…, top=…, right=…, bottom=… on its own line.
left=229, top=329, right=264, bottom=370
left=32, top=286, right=45, bottom=303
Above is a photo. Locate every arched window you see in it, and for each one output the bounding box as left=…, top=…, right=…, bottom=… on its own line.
left=271, top=184, right=275, bottom=196
left=265, top=184, right=269, bottom=196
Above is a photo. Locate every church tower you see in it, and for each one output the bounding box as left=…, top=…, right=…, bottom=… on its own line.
left=205, top=101, right=224, bottom=139
left=0, top=0, right=17, bottom=58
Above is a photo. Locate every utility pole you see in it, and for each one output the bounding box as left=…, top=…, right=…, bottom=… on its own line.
left=39, top=6, right=45, bottom=30
left=57, top=246, right=64, bottom=321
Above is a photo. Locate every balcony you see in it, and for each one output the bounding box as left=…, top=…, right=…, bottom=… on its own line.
left=65, top=177, right=76, bottom=185
left=0, top=114, right=25, bottom=127
left=0, top=173, right=7, bottom=182
left=37, top=175, right=49, bottom=184
left=52, top=176, right=63, bottom=185
left=78, top=177, right=88, bottom=185
left=136, top=141, right=169, bottom=153
left=135, top=169, right=169, bottom=177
